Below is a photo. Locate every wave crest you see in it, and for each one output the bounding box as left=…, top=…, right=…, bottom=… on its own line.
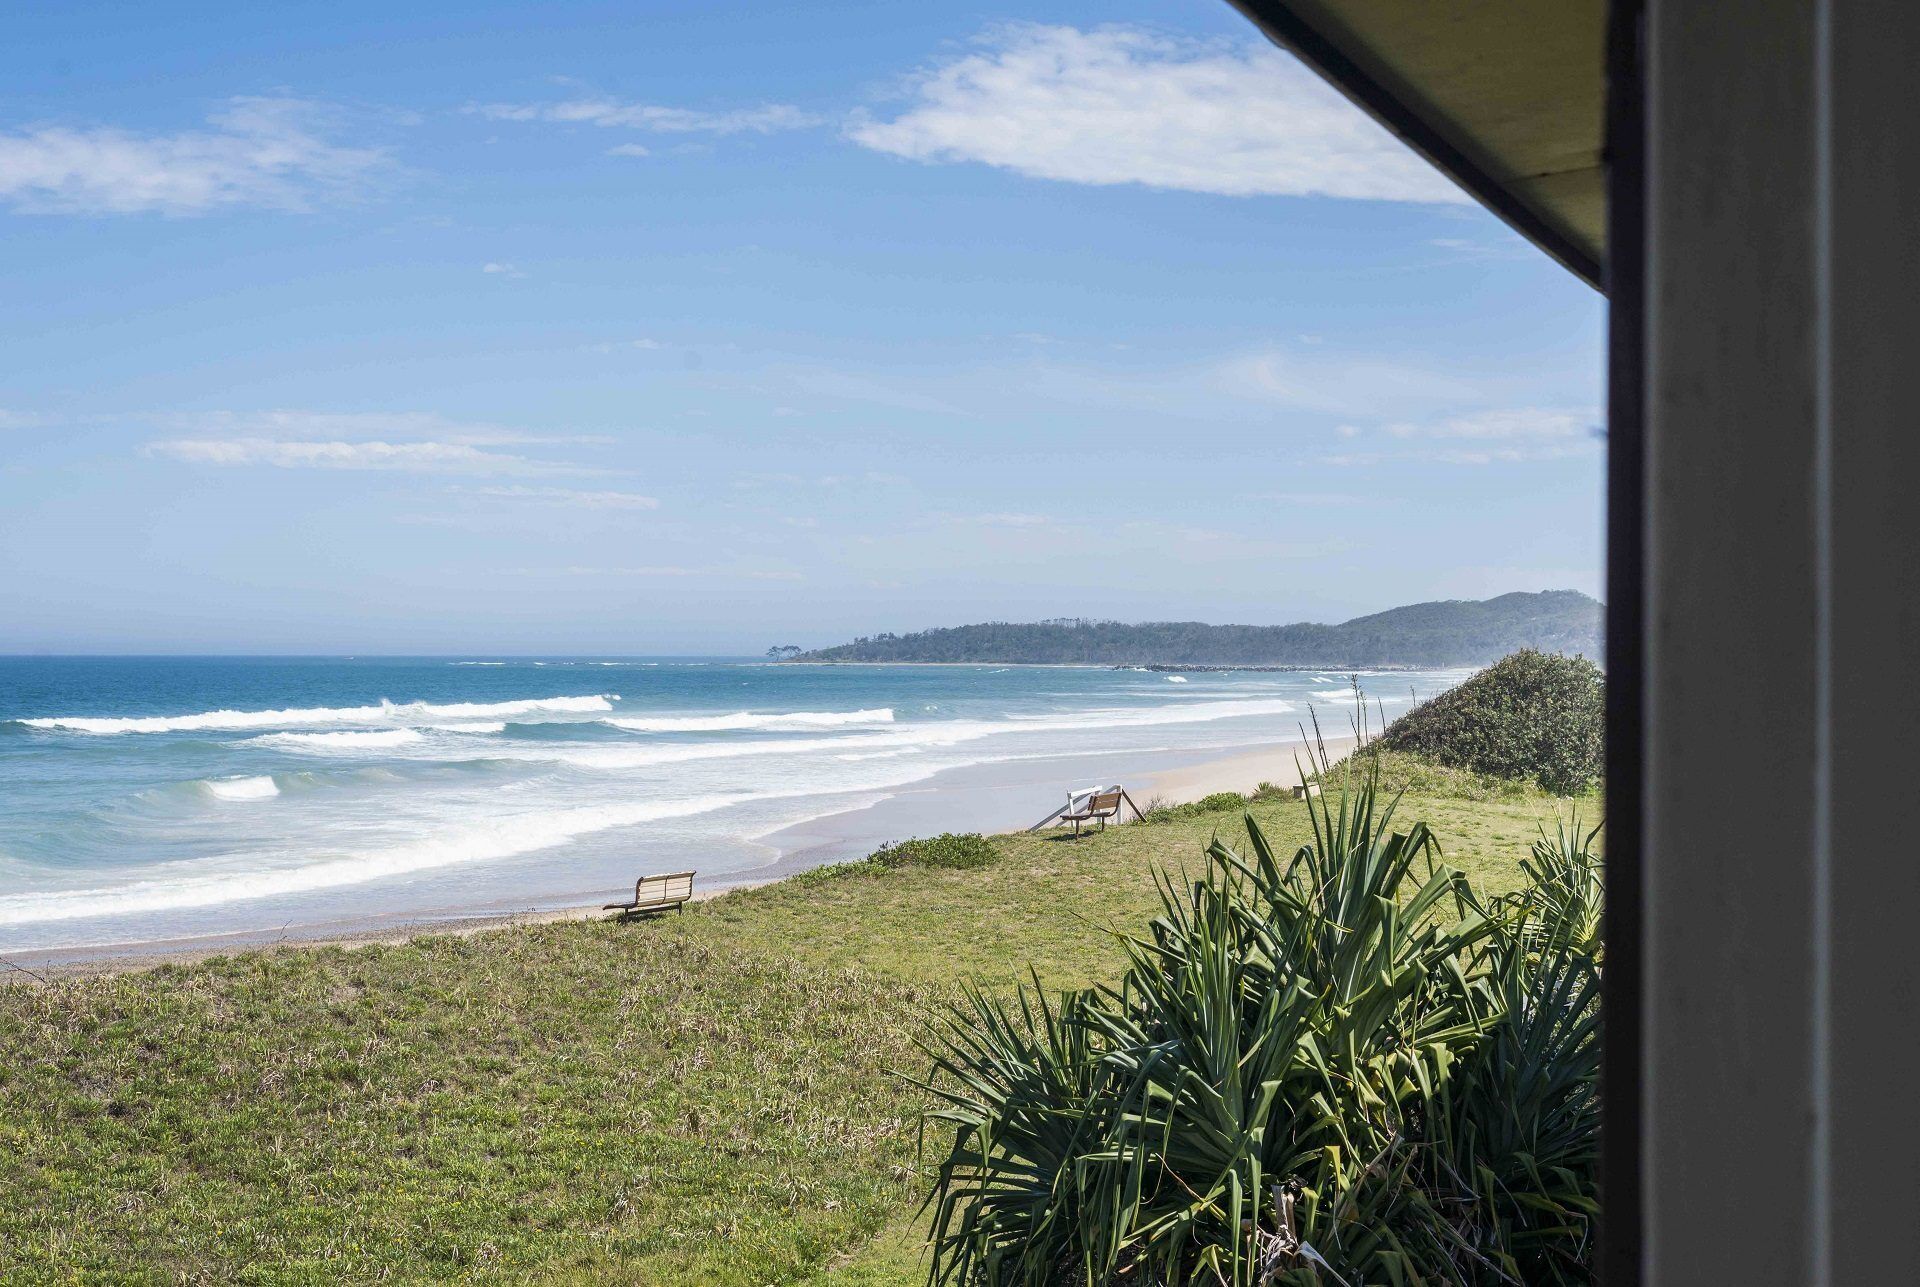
left=15, top=694, right=617, bottom=736
left=201, top=775, right=281, bottom=802
left=256, top=729, right=425, bottom=751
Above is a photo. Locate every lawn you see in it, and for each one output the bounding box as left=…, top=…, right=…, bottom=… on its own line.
left=0, top=775, right=1590, bottom=1284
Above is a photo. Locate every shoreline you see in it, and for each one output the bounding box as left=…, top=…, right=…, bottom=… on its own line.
left=1, top=735, right=1355, bottom=979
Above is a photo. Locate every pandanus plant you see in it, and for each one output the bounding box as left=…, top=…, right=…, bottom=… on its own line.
left=914, top=756, right=1601, bottom=1285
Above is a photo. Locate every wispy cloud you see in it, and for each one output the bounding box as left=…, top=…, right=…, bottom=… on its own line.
left=0, top=97, right=386, bottom=215
left=138, top=410, right=611, bottom=447
left=482, top=261, right=526, bottom=278
left=471, top=98, right=819, bottom=136
left=1380, top=408, right=1601, bottom=441
left=1316, top=407, right=1602, bottom=465
left=146, top=438, right=598, bottom=476
left=141, top=410, right=614, bottom=476
left=850, top=24, right=1467, bottom=204
left=466, top=485, right=658, bottom=510
left=508, top=565, right=804, bottom=581
left=736, top=470, right=911, bottom=490
left=1213, top=347, right=1488, bottom=417
left=948, top=511, right=1053, bottom=528
left=605, top=143, right=652, bottom=158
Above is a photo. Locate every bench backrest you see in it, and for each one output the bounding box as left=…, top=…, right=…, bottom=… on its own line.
left=633, top=871, right=696, bottom=905
left=1086, top=790, right=1123, bottom=815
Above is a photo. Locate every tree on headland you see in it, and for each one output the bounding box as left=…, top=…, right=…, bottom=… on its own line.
left=765, top=645, right=804, bottom=660
left=790, top=591, right=1603, bottom=668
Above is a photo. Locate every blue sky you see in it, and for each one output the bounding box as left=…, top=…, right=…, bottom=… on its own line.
left=0, top=0, right=1604, bottom=654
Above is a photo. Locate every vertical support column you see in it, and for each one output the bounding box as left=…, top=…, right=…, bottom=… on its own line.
left=1599, top=3, right=1645, bottom=1281
left=1640, top=0, right=1820, bottom=1280
left=1636, top=0, right=1920, bottom=1280
left=1818, top=0, right=1920, bottom=1277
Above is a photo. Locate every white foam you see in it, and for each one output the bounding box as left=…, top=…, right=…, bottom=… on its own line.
left=257, top=729, right=425, bottom=751
left=482, top=698, right=1303, bottom=773
left=604, top=707, right=894, bottom=733
left=17, top=694, right=617, bottom=736
left=0, top=794, right=747, bottom=926
left=1166, top=675, right=1189, bottom=683
left=201, top=776, right=280, bottom=802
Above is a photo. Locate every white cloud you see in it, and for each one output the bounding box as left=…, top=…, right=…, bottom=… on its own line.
left=956, top=511, right=1052, bottom=528
left=1315, top=407, right=1602, bottom=466
left=472, top=99, right=819, bottom=135
left=737, top=470, right=911, bottom=490
left=138, top=410, right=610, bottom=448
left=1215, top=347, right=1488, bottom=416
left=1381, top=407, right=1600, bottom=441
left=516, top=565, right=804, bottom=581
left=0, top=97, right=385, bottom=215
left=605, top=143, right=652, bottom=158
left=146, top=438, right=596, bottom=475
left=482, top=261, right=526, bottom=278
left=850, top=25, right=1468, bottom=204
left=468, top=485, right=658, bottom=510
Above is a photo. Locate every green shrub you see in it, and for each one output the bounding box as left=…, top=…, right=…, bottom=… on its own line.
left=868, top=832, right=998, bottom=870
left=915, top=765, right=1600, bottom=1285
left=1379, top=648, right=1604, bottom=794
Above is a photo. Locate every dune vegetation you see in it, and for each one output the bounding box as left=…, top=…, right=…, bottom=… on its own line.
left=0, top=759, right=1595, bottom=1284
left=1377, top=649, right=1604, bottom=794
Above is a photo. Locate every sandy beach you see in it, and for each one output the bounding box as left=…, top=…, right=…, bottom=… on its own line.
left=2, top=734, right=1357, bottom=977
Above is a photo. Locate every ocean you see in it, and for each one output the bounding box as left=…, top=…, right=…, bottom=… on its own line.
left=0, top=657, right=1470, bottom=953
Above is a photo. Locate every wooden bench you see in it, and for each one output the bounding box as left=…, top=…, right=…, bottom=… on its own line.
left=1060, top=788, right=1125, bottom=836
left=603, top=870, right=696, bottom=919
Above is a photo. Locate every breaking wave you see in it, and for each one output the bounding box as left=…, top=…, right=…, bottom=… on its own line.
left=14, top=694, right=618, bottom=736
left=200, top=776, right=281, bottom=802
left=0, top=794, right=747, bottom=926
left=255, top=729, right=426, bottom=751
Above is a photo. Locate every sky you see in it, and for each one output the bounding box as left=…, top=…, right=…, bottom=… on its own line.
left=0, top=0, right=1605, bottom=655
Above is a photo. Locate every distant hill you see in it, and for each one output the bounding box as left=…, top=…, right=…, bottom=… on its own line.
left=790, top=590, right=1603, bottom=668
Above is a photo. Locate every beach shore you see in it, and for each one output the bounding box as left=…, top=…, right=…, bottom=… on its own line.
left=2, top=735, right=1356, bottom=976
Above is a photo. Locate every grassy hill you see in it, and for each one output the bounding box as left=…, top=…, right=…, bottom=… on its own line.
left=791, top=590, right=1601, bottom=667
left=1377, top=648, right=1605, bottom=793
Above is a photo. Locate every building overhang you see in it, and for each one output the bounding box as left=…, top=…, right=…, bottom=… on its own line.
left=1230, top=0, right=1607, bottom=289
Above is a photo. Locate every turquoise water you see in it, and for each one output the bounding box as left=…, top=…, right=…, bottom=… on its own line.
left=0, top=657, right=1467, bottom=951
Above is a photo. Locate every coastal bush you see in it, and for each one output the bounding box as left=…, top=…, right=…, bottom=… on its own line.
left=1378, top=648, right=1604, bottom=794
left=870, top=832, right=998, bottom=870
left=915, top=762, right=1601, bottom=1285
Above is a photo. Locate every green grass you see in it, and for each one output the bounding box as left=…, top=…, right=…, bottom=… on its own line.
left=0, top=770, right=1583, bottom=1284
